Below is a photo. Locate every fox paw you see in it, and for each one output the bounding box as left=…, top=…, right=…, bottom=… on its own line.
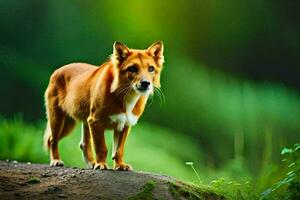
left=115, top=163, right=132, bottom=171
left=50, top=159, right=64, bottom=167
left=93, top=162, right=108, bottom=170
left=87, top=161, right=96, bottom=169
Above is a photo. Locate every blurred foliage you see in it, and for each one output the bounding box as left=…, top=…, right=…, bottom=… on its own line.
left=210, top=178, right=258, bottom=200
left=262, top=144, right=300, bottom=199
left=0, top=0, right=299, bottom=199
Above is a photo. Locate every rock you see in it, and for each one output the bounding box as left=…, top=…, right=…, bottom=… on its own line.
left=46, top=185, right=61, bottom=193
left=58, top=194, right=67, bottom=198
left=41, top=173, right=51, bottom=177
left=0, top=160, right=225, bottom=200
left=14, top=192, right=21, bottom=196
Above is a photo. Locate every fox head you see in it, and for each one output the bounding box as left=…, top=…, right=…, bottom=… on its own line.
left=110, top=41, right=164, bottom=96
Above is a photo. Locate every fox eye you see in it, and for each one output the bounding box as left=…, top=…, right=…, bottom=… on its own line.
left=148, top=66, right=155, bottom=72
left=127, top=65, right=138, bottom=73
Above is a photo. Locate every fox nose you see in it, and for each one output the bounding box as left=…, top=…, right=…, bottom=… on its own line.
left=140, top=80, right=150, bottom=89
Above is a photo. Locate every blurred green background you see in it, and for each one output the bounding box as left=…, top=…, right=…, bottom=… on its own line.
left=0, top=0, right=299, bottom=196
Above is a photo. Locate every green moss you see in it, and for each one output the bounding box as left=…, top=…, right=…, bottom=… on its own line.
left=168, top=181, right=200, bottom=200
left=168, top=181, right=226, bottom=200
left=128, top=181, right=156, bottom=200
left=27, top=177, right=40, bottom=184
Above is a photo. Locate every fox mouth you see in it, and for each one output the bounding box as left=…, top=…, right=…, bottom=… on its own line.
left=137, top=86, right=149, bottom=92
left=134, top=85, right=152, bottom=95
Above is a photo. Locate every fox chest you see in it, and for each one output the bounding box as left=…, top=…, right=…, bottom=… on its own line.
left=108, top=92, right=142, bottom=131
left=109, top=112, right=138, bottom=131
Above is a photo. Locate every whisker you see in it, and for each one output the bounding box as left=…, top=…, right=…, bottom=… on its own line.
left=154, top=86, right=166, bottom=106
left=146, top=93, right=154, bottom=107
left=153, top=88, right=161, bottom=105
left=122, top=84, right=133, bottom=104
left=116, top=87, right=128, bottom=96
left=115, top=83, right=132, bottom=97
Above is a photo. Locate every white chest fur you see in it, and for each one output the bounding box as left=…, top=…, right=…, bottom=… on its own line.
left=109, top=92, right=140, bottom=131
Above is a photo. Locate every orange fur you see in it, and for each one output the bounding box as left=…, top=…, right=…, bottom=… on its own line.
left=43, top=41, right=164, bottom=170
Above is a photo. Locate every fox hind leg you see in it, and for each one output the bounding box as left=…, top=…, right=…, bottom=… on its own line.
left=59, top=116, right=76, bottom=140
left=48, top=113, right=76, bottom=167
left=47, top=107, right=66, bottom=167
left=80, top=123, right=95, bottom=168
left=44, top=90, right=73, bottom=167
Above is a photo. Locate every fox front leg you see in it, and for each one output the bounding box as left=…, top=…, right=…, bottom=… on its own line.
left=112, top=126, right=132, bottom=171
left=87, top=116, right=108, bottom=170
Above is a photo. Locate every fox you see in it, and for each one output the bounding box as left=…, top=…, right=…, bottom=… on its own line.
left=43, top=41, right=164, bottom=171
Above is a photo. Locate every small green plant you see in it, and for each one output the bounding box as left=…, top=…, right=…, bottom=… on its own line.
left=185, top=162, right=202, bottom=184
left=262, top=143, right=300, bottom=199
left=185, top=161, right=258, bottom=199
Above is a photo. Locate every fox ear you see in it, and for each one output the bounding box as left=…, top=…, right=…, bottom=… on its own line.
left=113, top=41, right=130, bottom=64
left=147, top=41, right=164, bottom=66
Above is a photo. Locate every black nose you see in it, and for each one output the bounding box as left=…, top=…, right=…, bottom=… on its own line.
left=140, top=81, right=150, bottom=89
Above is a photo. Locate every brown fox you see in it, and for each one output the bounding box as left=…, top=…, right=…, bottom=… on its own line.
left=43, top=41, right=164, bottom=170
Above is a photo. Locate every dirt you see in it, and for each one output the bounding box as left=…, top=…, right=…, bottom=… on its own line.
left=0, top=160, right=225, bottom=200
